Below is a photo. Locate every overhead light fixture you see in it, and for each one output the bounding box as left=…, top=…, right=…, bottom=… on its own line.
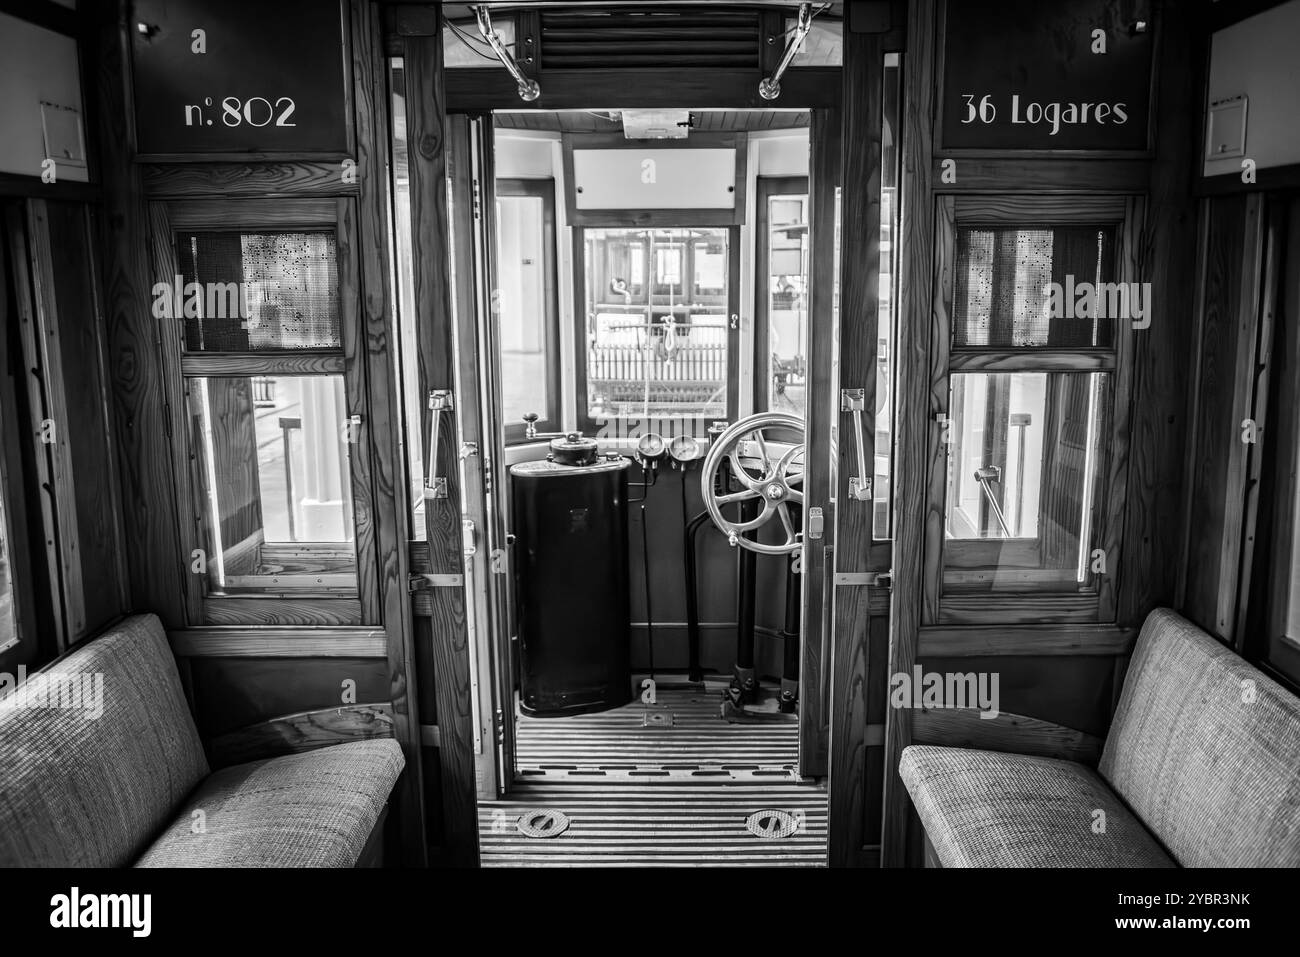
left=620, top=110, right=691, bottom=140
left=760, top=3, right=813, bottom=101
left=474, top=6, right=540, bottom=102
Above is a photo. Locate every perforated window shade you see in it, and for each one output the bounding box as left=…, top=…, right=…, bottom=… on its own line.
left=176, top=231, right=341, bottom=352
left=953, top=225, right=1116, bottom=349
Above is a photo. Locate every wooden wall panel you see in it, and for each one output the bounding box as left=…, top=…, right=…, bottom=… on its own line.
left=881, top=0, right=939, bottom=868
left=829, top=27, right=886, bottom=868
left=95, top=3, right=188, bottom=627
left=1121, top=0, right=1199, bottom=628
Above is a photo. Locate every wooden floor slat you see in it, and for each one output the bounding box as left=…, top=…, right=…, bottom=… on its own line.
left=514, top=685, right=800, bottom=783
left=480, top=781, right=828, bottom=867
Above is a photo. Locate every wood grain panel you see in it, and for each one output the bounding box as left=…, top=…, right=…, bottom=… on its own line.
left=932, top=158, right=1149, bottom=194
left=1121, top=0, right=1198, bottom=628
left=350, top=0, right=426, bottom=864
left=447, top=67, right=842, bottom=111
left=203, top=596, right=362, bottom=626
left=918, top=624, right=1136, bottom=657
left=179, top=353, right=345, bottom=377
left=169, top=626, right=387, bottom=658
left=882, top=0, right=939, bottom=868
left=799, top=106, right=838, bottom=779
left=143, top=162, right=361, bottom=198
left=828, top=28, right=884, bottom=869
left=208, top=702, right=395, bottom=768
left=911, top=707, right=1104, bottom=765
left=402, top=23, right=480, bottom=868
left=1179, top=196, right=1249, bottom=636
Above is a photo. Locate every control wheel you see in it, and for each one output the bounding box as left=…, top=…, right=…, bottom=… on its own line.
left=699, top=412, right=805, bottom=556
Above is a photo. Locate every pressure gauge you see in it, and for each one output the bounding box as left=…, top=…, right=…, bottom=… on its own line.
left=637, top=432, right=667, bottom=460
left=668, top=434, right=702, bottom=464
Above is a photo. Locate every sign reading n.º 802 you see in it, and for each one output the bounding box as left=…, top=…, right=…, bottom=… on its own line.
left=132, top=0, right=349, bottom=155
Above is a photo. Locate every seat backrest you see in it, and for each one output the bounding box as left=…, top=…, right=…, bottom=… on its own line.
left=1100, top=608, right=1300, bottom=867
left=0, top=614, right=209, bottom=866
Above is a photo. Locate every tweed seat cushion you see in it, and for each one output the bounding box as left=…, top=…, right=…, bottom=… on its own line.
left=1100, top=609, right=1300, bottom=868
left=0, top=614, right=208, bottom=867
left=900, top=745, right=1175, bottom=868
left=136, top=740, right=404, bottom=868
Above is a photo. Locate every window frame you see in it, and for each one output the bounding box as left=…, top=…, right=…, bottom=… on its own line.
left=495, top=178, right=562, bottom=445
left=923, top=194, right=1140, bottom=626
left=573, top=222, right=740, bottom=435
left=0, top=231, right=42, bottom=669
left=754, top=175, right=810, bottom=413
left=151, top=198, right=377, bottom=627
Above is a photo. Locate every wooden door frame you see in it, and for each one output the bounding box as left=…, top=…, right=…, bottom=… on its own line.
left=419, top=20, right=859, bottom=861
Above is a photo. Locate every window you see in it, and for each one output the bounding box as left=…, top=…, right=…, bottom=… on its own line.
left=932, top=197, right=1134, bottom=623
left=159, top=200, right=368, bottom=624
left=496, top=180, right=560, bottom=442
left=756, top=179, right=809, bottom=416
left=579, top=226, right=735, bottom=429
left=0, top=455, right=16, bottom=655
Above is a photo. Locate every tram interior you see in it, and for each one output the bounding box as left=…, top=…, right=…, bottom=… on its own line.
left=0, top=0, right=1298, bottom=876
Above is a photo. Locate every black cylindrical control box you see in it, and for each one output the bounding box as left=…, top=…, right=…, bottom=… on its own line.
left=510, top=457, right=632, bottom=716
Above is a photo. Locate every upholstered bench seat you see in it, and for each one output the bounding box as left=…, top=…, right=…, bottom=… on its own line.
left=900, top=746, right=1175, bottom=867
left=137, top=740, right=404, bottom=868
left=0, top=614, right=404, bottom=868
left=901, top=609, right=1300, bottom=868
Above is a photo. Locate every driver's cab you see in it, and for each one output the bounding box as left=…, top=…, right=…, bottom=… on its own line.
left=450, top=108, right=886, bottom=796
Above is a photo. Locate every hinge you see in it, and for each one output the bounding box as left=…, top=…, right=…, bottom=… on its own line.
left=471, top=179, right=482, bottom=221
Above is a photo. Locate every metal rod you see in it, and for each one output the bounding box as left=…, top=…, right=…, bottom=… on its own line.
left=975, top=468, right=1013, bottom=537
left=759, top=2, right=813, bottom=101
left=474, top=6, right=541, bottom=102
left=642, top=504, right=655, bottom=680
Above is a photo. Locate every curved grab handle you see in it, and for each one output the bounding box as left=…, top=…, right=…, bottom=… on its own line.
left=424, top=390, right=454, bottom=500
left=840, top=388, right=872, bottom=502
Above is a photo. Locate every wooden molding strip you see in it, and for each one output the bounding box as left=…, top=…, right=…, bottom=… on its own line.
left=911, top=707, right=1104, bottom=765
left=918, top=624, right=1136, bottom=657
left=169, top=627, right=387, bottom=658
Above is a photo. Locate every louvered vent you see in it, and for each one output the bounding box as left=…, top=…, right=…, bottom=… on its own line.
left=539, top=9, right=763, bottom=70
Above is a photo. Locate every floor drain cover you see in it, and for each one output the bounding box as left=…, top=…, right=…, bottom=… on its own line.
left=745, top=809, right=801, bottom=839
left=516, top=809, right=571, bottom=839
left=643, top=711, right=674, bottom=727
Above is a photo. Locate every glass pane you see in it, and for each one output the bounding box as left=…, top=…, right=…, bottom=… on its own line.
left=954, top=225, right=1117, bottom=349
left=583, top=227, right=729, bottom=422
left=944, top=372, right=1112, bottom=593
left=496, top=194, right=551, bottom=429
left=187, top=375, right=357, bottom=596
left=0, top=477, right=16, bottom=654
left=389, top=57, right=425, bottom=539
left=176, top=231, right=341, bottom=352
left=763, top=193, right=808, bottom=416
left=875, top=51, right=902, bottom=538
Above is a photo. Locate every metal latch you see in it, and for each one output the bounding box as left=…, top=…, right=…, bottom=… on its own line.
left=872, top=571, right=893, bottom=589
left=408, top=573, right=465, bottom=593
left=462, top=518, right=477, bottom=557
left=806, top=506, right=824, bottom=540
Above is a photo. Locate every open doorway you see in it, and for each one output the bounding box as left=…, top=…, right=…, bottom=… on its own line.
left=487, top=110, right=813, bottom=785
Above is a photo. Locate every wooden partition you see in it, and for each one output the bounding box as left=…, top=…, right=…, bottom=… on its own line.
left=881, top=0, right=1199, bottom=866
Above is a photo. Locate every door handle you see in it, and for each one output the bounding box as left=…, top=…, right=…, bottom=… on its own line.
left=840, top=388, right=872, bottom=502
left=424, top=390, right=454, bottom=499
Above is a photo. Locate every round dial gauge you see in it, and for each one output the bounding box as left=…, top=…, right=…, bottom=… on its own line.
left=668, top=434, right=702, bottom=463
left=637, top=432, right=667, bottom=459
